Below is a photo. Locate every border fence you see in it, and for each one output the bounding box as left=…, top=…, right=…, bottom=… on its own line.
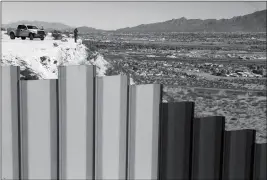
left=0, top=65, right=266, bottom=180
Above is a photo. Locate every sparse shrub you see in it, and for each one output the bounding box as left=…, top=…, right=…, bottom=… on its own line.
left=230, top=117, right=237, bottom=121
left=252, top=69, right=264, bottom=75
left=105, top=66, right=119, bottom=76
left=83, top=41, right=99, bottom=60
left=62, top=31, right=70, bottom=38
left=53, top=33, right=62, bottom=40
left=53, top=42, right=59, bottom=47
left=83, top=41, right=98, bottom=51
left=61, top=38, right=68, bottom=42
left=52, top=30, right=63, bottom=40
left=20, top=68, right=39, bottom=80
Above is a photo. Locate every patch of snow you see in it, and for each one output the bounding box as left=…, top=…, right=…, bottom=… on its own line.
left=1, top=31, right=109, bottom=79
left=129, top=77, right=135, bottom=85
left=146, top=55, right=157, bottom=58
left=87, top=54, right=109, bottom=76
left=162, top=99, right=168, bottom=103
left=166, top=55, right=176, bottom=58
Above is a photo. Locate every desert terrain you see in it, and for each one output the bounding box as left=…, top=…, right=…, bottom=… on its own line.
left=2, top=9, right=266, bottom=142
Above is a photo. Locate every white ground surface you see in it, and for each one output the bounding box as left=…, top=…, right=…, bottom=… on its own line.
left=1, top=31, right=109, bottom=79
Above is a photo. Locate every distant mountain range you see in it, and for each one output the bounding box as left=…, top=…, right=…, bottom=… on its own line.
left=2, top=9, right=266, bottom=33
left=76, top=26, right=104, bottom=33
left=117, top=9, right=266, bottom=32
left=2, top=20, right=103, bottom=33
left=3, top=20, right=71, bottom=30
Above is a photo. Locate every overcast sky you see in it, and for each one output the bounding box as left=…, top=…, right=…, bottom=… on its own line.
left=2, top=1, right=266, bottom=30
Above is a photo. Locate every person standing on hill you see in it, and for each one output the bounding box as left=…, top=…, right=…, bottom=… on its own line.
left=74, top=28, right=78, bottom=43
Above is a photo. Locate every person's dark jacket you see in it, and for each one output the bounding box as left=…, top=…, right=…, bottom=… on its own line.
left=74, top=28, right=78, bottom=36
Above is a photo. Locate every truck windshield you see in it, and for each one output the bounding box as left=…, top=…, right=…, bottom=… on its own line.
left=27, top=26, right=38, bottom=29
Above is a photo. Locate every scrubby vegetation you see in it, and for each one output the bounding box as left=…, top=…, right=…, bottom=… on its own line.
left=51, top=30, right=63, bottom=40
left=83, top=40, right=99, bottom=61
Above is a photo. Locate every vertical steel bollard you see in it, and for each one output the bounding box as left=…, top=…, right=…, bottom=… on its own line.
left=191, top=116, right=225, bottom=180
left=20, top=80, right=58, bottom=180
left=159, top=102, right=194, bottom=180
left=253, top=143, right=267, bottom=180
left=58, top=65, right=95, bottom=179
left=95, top=75, right=129, bottom=180
left=0, top=66, right=20, bottom=180
left=128, top=84, right=162, bottom=180
left=222, top=129, right=256, bottom=180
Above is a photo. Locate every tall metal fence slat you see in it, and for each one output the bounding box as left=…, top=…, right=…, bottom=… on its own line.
left=95, top=75, right=128, bottom=179
left=253, top=143, right=267, bottom=180
left=159, top=102, right=194, bottom=180
left=0, top=66, right=20, bottom=180
left=0, top=66, right=1, bottom=179
left=222, top=129, right=256, bottom=180
left=128, top=84, right=162, bottom=180
left=58, top=65, right=95, bottom=179
left=191, top=116, right=225, bottom=180
left=20, top=80, right=58, bottom=179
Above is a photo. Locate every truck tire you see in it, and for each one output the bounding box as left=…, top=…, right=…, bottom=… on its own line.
left=40, top=37, right=44, bottom=41
left=21, top=37, right=26, bottom=40
left=29, top=34, right=34, bottom=40
left=10, top=32, right=15, bottom=40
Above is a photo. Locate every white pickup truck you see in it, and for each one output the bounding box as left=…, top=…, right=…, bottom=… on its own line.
left=8, top=24, right=46, bottom=40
